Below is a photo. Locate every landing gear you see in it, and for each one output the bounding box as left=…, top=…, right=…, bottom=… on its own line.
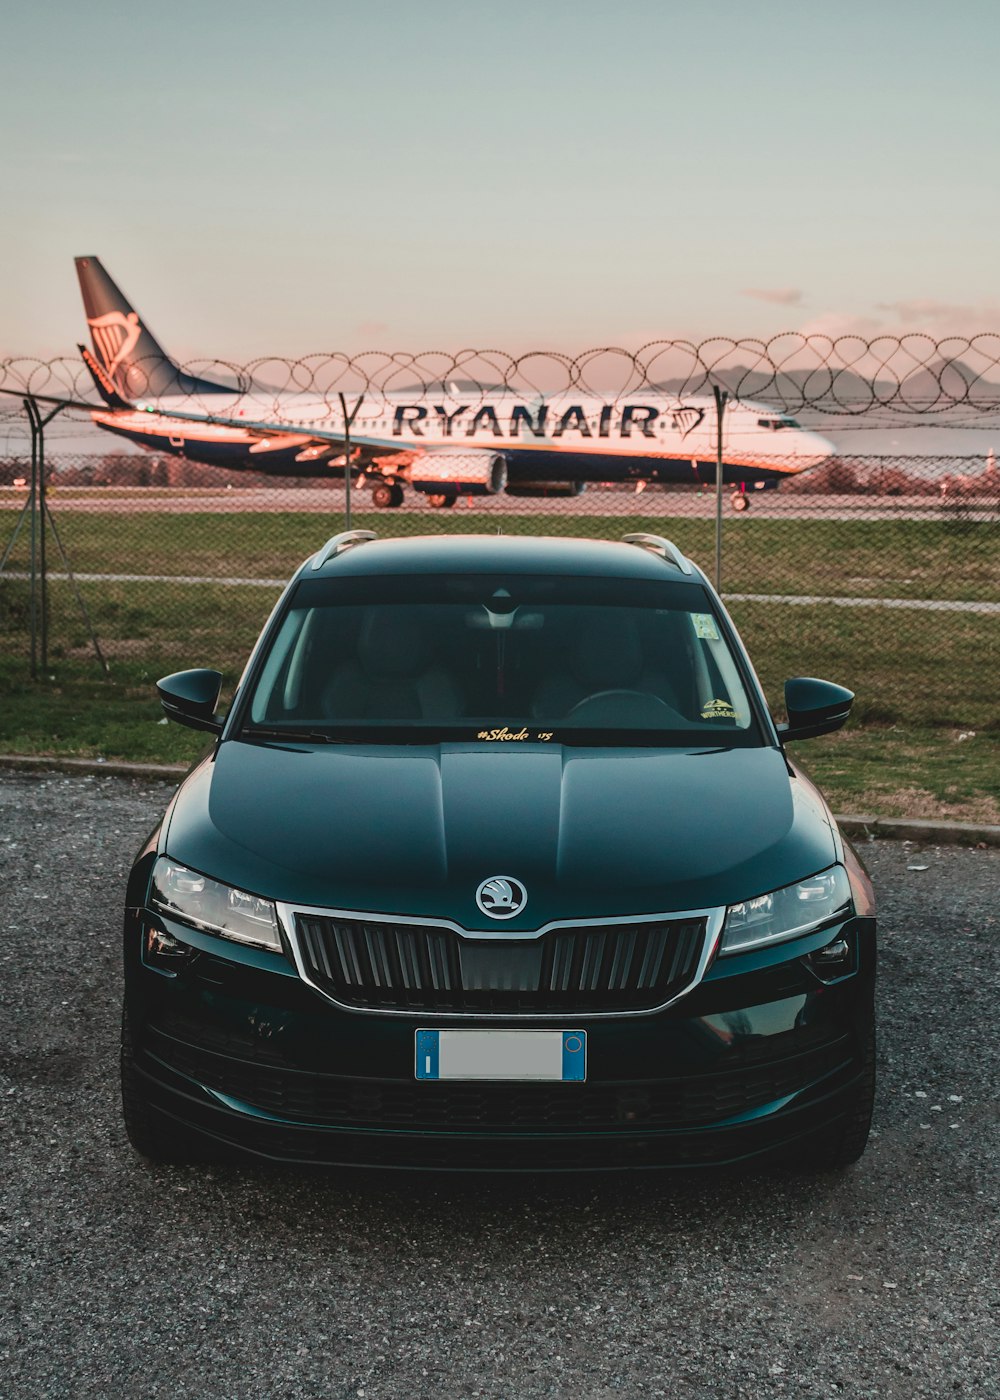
left=731, top=490, right=750, bottom=512
left=427, top=494, right=457, bottom=510
left=371, top=480, right=404, bottom=509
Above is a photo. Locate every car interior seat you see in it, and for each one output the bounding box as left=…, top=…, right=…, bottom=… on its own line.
left=322, top=610, right=462, bottom=721
left=530, top=612, right=677, bottom=720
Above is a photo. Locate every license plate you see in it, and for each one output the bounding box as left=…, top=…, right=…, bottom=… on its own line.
left=415, top=1029, right=586, bottom=1082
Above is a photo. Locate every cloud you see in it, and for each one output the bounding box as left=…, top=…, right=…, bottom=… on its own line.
left=741, top=287, right=803, bottom=306
left=877, top=299, right=1000, bottom=330
left=879, top=299, right=970, bottom=324
left=794, top=312, right=886, bottom=340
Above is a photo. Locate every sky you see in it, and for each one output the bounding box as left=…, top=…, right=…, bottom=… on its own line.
left=2, top=0, right=999, bottom=361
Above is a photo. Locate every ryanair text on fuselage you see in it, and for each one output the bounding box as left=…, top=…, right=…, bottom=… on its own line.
left=392, top=403, right=703, bottom=440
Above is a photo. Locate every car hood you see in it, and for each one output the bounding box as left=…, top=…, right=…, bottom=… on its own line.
left=163, top=740, right=836, bottom=930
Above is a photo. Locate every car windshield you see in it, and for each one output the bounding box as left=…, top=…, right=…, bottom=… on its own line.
left=241, top=574, right=763, bottom=748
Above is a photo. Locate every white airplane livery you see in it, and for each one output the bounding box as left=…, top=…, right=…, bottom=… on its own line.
left=75, top=257, right=834, bottom=510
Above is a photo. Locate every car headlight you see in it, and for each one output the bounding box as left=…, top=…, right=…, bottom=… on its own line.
left=720, top=865, right=852, bottom=956
left=149, top=856, right=282, bottom=952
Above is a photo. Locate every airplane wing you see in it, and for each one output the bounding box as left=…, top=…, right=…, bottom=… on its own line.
left=0, top=384, right=402, bottom=457
left=126, top=400, right=402, bottom=454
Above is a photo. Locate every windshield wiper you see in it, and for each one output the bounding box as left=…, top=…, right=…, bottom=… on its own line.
left=240, top=725, right=340, bottom=744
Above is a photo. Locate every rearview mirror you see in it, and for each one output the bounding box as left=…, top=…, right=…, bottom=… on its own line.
left=156, top=669, right=224, bottom=734
left=777, top=677, right=854, bottom=742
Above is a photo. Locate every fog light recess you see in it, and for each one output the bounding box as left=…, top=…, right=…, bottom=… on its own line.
left=144, top=925, right=194, bottom=970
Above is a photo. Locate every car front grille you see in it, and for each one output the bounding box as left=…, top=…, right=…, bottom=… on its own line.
left=147, top=1027, right=853, bottom=1134
left=292, top=914, right=705, bottom=1013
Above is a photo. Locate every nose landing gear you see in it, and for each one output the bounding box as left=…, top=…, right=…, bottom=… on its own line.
left=730, top=489, right=750, bottom=512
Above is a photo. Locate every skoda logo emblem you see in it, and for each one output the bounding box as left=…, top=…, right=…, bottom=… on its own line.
left=476, top=876, right=528, bottom=920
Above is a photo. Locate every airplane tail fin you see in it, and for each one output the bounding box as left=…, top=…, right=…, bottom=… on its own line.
left=75, top=256, right=231, bottom=400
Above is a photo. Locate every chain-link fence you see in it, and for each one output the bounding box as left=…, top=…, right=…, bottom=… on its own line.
left=2, top=324, right=999, bottom=817
left=2, top=451, right=997, bottom=737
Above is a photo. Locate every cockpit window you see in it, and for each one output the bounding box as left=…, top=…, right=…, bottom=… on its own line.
left=242, top=575, right=763, bottom=748
left=757, top=416, right=800, bottom=430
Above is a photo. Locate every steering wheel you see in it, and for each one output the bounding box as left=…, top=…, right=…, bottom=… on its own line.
left=567, top=690, right=675, bottom=724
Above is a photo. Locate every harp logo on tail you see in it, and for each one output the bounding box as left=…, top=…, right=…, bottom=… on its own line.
left=87, top=311, right=141, bottom=378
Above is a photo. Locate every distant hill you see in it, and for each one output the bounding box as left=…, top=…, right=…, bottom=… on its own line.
left=647, top=359, right=1000, bottom=412
left=648, top=366, right=887, bottom=406
left=896, top=359, right=1000, bottom=406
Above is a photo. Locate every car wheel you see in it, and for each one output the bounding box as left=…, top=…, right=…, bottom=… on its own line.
left=120, top=1001, right=203, bottom=1164
left=792, top=1022, right=876, bottom=1171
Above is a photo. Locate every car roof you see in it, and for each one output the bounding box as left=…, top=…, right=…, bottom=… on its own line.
left=306, top=533, right=707, bottom=585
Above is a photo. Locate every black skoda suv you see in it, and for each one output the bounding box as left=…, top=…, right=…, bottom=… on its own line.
left=122, top=531, right=876, bottom=1171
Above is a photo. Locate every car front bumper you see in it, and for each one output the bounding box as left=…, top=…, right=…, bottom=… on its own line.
left=124, top=908, right=876, bottom=1172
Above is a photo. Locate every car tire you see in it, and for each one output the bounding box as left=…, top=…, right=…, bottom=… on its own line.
left=792, top=1022, right=876, bottom=1171
left=120, top=1002, right=204, bottom=1164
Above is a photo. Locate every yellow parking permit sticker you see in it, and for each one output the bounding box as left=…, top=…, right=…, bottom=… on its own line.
left=693, top=613, right=720, bottom=641
left=701, top=698, right=737, bottom=720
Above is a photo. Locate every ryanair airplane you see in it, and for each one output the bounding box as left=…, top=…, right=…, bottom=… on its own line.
left=75, top=256, right=833, bottom=511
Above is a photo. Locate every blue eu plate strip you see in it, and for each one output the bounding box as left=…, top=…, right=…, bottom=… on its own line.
left=562, top=1031, right=586, bottom=1081
left=415, top=1029, right=440, bottom=1080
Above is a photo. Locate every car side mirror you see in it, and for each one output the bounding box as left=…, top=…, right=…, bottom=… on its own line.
left=156, top=669, right=224, bottom=734
left=777, top=677, right=854, bottom=742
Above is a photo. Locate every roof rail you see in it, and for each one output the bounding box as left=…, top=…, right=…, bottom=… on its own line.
left=621, top=533, right=693, bottom=575
left=310, top=529, right=378, bottom=570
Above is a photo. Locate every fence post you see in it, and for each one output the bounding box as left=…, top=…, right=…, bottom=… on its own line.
left=24, top=398, right=40, bottom=678
left=16, top=396, right=108, bottom=676
left=712, top=384, right=728, bottom=593
left=38, top=404, right=48, bottom=670
left=337, top=392, right=363, bottom=531
left=24, top=395, right=66, bottom=672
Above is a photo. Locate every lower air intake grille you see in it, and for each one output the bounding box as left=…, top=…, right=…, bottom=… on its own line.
left=294, top=915, right=705, bottom=1013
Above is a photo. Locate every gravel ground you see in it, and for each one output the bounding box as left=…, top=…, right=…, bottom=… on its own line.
left=1, top=771, right=997, bottom=1400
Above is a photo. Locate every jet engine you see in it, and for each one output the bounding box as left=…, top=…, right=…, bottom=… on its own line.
left=410, top=450, right=508, bottom=496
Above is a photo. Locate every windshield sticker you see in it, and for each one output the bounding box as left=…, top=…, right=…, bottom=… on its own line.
left=701, top=699, right=738, bottom=720
left=477, top=727, right=555, bottom=742
left=692, top=613, right=720, bottom=641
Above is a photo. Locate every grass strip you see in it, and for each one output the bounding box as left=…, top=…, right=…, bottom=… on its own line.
left=2, top=509, right=997, bottom=601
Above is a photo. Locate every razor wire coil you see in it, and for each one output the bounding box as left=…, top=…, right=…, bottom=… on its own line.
left=5, top=335, right=1000, bottom=418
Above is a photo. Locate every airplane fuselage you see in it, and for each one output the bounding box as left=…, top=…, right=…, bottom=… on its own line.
left=92, top=390, right=832, bottom=491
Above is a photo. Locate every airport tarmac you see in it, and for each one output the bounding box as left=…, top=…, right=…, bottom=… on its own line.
left=1, top=486, right=996, bottom=521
